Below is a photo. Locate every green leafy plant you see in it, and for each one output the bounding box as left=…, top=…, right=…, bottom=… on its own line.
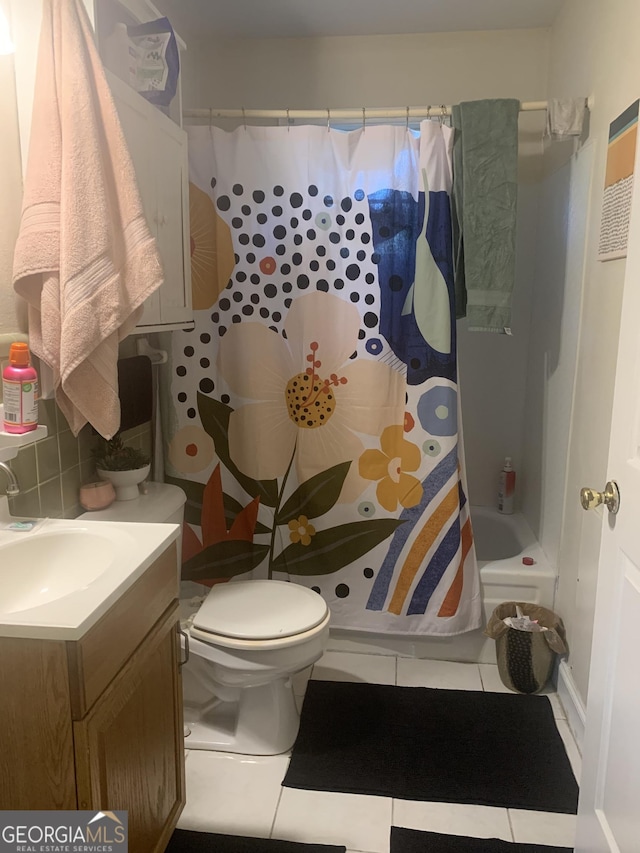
left=170, top=393, right=405, bottom=582
left=93, top=434, right=150, bottom=471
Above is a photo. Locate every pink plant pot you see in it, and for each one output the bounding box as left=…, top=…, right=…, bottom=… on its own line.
left=79, top=480, right=117, bottom=511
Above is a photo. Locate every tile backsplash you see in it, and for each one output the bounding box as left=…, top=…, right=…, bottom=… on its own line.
left=7, top=399, right=152, bottom=519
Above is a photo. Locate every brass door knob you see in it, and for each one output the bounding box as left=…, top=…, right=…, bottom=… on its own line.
left=580, top=481, right=620, bottom=514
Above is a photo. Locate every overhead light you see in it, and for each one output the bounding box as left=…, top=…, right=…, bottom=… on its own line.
left=0, top=7, right=15, bottom=55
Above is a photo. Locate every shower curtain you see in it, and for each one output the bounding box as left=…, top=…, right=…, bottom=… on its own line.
left=165, top=121, right=480, bottom=636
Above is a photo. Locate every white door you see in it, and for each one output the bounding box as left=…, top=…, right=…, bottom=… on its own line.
left=575, top=150, right=640, bottom=850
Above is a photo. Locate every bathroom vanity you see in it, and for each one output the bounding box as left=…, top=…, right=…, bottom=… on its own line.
left=0, top=521, right=184, bottom=853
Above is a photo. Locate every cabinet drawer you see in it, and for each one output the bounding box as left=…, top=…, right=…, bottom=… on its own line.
left=66, top=542, right=177, bottom=718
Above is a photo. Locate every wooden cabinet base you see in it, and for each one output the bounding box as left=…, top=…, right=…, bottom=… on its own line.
left=0, top=637, right=77, bottom=809
left=0, top=545, right=184, bottom=853
left=75, top=607, right=185, bottom=853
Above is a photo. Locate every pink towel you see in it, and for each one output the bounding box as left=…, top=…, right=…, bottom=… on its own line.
left=13, top=0, right=163, bottom=438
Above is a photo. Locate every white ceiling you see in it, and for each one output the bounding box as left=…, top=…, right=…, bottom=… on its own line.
left=157, top=0, right=565, bottom=40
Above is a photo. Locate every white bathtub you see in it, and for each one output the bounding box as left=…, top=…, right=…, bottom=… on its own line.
left=328, top=506, right=557, bottom=664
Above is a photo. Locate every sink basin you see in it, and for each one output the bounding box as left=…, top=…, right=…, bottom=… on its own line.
left=0, top=511, right=180, bottom=640
left=0, top=530, right=117, bottom=614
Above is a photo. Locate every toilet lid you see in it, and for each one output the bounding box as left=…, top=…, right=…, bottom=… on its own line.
left=193, top=580, right=329, bottom=640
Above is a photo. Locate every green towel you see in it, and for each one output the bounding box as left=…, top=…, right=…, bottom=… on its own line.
left=452, top=99, right=519, bottom=332
left=451, top=105, right=466, bottom=320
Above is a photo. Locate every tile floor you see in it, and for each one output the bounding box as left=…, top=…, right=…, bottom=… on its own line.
left=178, top=653, right=580, bottom=852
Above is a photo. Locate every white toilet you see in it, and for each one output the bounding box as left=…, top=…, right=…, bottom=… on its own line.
left=80, top=482, right=330, bottom=756
left=184, top=579, right=329, bottom=754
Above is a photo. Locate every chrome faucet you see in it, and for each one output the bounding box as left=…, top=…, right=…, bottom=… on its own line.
left=0, top=461, right=20, bottom=497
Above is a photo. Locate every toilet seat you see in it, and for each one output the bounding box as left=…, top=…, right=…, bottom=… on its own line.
left=193, top=580, right=328, bottom=640
left=189, top=609, right=331, bottom=651
left=194, top=580, right=328, bottom=640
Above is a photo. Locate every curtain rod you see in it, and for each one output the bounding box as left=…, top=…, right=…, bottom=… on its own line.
left=182, top=100, right=590, bottom=122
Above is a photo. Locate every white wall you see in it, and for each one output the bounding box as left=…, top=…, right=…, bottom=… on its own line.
left=537, top=0, right=640, bottom=706
left=180, top=29, right=549, bottom=114
left=178, top=27, right=550, bottom=507
left=0, top=1, right=25, bottom=348
left=521, top=141, right=593, bottom=571
left=2, top=0, right=94, bottom=351
left=457, top=179, right=538, bottom=508
left=9, top=0, right=95, bottom=173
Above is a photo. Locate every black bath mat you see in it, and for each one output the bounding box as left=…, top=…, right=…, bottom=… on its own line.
left=283, top=681, right=578, bottom=814
left=391, top=827, right=572, bottom=853
left=166, top=830, right=346, bottom=852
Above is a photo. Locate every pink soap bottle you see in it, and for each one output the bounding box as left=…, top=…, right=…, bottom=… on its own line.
left=2, top=342, right=39, bottom=433
left=497, top=456, right=516, bottom=514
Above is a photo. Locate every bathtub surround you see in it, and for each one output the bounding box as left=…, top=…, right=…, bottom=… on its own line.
left=456, top=188, right=536, bottom=509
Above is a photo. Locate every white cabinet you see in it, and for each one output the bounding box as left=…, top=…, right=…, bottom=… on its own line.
left=10, top=0, right=194, bottom=334
left=97, top=0, right=194, bottom=332
left=107, top=70, right=193, bottom=331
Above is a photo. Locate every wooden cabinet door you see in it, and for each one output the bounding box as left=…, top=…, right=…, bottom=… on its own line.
left=74, top=605, right=185, bottom=853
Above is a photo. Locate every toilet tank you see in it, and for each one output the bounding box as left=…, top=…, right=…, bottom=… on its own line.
left=78, top=482, right=186, bottom=578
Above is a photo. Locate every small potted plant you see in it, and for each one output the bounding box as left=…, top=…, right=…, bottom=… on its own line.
left=93, top=434, right=151, bottom=501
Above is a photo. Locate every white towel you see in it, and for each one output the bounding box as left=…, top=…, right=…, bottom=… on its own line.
left=546, top=98, right=586, bottom=139
left=13, top=0, right=163, bottom=438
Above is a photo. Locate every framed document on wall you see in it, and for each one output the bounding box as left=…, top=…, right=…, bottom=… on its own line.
left=598, top=99, right=639, bottom=261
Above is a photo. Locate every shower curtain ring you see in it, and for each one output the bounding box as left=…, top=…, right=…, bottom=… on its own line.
left=327, top=107, right=331, bottom=132
left=209, top=107, right=212, bottom=128
left=242, top=107, right=247, bottom=131
left=426, top=105, right=431, bottom=120
left=362, top=107, right=366, bottom=132
left=440, top=104, right=447, bottom=124
left=287, top=108, right=290, bottom=131
left=406, top=106, right=410, bottom=129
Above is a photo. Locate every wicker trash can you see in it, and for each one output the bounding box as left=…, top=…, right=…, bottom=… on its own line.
left=485, top=602, right=568, bottom=694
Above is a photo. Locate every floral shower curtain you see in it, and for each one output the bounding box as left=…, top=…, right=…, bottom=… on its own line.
left=165, top=122, right=480, bottom=636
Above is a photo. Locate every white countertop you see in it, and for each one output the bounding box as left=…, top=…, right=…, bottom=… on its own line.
left=0, top=515, right=180, bottom=641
